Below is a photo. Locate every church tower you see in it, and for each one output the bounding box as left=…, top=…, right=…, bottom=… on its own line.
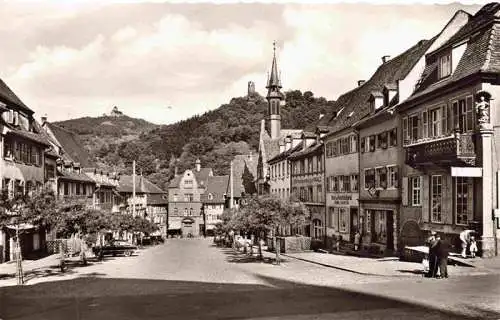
left=266, top=41, right=284, bottom=139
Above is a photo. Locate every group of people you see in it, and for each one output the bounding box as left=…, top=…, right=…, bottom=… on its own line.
left=425, top=231, right=451, bottom=278
left=460, top=229, right=478, bottom=258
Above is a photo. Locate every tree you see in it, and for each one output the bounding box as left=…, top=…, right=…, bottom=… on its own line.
left=227, top=196, right=309, bottom=261
left=241, top=163, right=257, bottom=196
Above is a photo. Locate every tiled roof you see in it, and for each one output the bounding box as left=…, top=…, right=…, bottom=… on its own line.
left=147, top=193, right=168, bottom=205
left=201, top=175, right=229, bottom=203
left=168, top=167, right=213, bottom=188
left=288, top=141, right=323, bottom=160
left=46, top=122, right=95, bottom=167
left=268, top=141, right=303, bottom=164
left=118, top=175, right=165, bottom=194
left=404, top=5, right=500, bottom=105
left=5, top=125, right=51, bottom=146
left=324, top=39, right=433, bottom=134
left=0, top=79, right=33, bottom=114
left=57, top=169, right=96, bottom=183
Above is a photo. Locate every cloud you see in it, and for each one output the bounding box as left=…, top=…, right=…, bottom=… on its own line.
left=1, top=2, right=482, bottom=125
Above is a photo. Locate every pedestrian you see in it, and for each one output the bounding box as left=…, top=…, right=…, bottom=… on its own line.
left=459, top=229, right=474, bottom=258
left=336, top=235, right=342, bottom=252
left=469, top=236, right=478, bottom=258
left=354, top=230, right=361, bottom=251
left=426, top=231, right=439, bottom=278
left=436, top=234, right=449, bottom=279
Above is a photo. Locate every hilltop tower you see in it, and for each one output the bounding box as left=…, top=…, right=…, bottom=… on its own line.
left=266, top=41, right=284, bottom=139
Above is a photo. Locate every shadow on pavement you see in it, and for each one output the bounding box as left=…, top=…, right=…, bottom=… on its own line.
left=1, top=273, right=498, bottom=320
left=219, top=248, right=290, bottom=265
left=397, top=269, right=427, bottom=275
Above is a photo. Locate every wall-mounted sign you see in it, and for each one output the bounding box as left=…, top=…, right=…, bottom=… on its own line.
left=327, top=193, right=358, bottom=206
left=292, top=176, right=323, bottom=185
left=451, top=167, right=482, bottom=177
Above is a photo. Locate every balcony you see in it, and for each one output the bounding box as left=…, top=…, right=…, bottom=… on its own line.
left=58, top=195, right=94, bottom=207
left=405, top=133, right=476, bottom=168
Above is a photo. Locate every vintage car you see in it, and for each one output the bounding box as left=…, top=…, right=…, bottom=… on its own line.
left=93, top=240, right=137, bottom=258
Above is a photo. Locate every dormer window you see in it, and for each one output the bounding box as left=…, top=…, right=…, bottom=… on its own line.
left=369, top=91, right=384, bottom=111
left=439, top=52, right=452, bottom=79
left=208, top=193, right=213, bottom=200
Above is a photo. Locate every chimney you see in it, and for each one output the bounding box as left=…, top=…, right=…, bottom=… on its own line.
left=382, top=55, right=391, bottom=64
left=358, top=80, right=366, bottom=87
left=285, top=136, right=292, bottom=151
left=279, top=141, right=285, bottom=153
left=195, top=158, right=201, bottom=172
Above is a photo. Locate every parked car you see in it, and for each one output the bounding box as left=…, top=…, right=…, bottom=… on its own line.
left=93, top=240, right=137, bottom=258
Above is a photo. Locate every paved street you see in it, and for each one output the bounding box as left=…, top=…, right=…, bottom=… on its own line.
left=0, top=238, right=499, bottom=320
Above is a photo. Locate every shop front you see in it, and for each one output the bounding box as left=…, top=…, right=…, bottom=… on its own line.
left=326, top=193, right=359, bottom=244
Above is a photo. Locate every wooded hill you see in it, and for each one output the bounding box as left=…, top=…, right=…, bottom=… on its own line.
left=54, top=90, right=335, bottom=191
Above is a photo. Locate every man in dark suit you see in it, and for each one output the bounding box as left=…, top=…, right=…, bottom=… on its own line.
left=436, top=234, right=450, bottom=278
left=426, top=231, right=439, bottom=278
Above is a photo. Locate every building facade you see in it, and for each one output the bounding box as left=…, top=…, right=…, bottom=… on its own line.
left=168, top=159, right=213, bottom=237
left=397, top=3, right=500, bottom=257
left=201, top=175, right=229, bottom=236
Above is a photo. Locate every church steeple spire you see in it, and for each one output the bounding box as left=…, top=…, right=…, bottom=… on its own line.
left=265, top=41, right=284, bottom=139
left=267, top=41, right=281, bottom=89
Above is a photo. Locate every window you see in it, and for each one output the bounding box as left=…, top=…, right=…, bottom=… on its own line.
left=4, top=138, right=13, bottom=159
left=387, top=166, right=398, bottom=188
left=439, top=52, right=452, bottom=78
left=364, top=169, right=375, bottom=189
left=312, top=219, right=323, bottom=239
left=375, top=167, right=387, bottom=189
left=300, top=159, right=305, bottom=174
left=184, top=208, right=188, bottom=216
left=402, top=118, right=408, bottom=144
left=307, top=158, right=313, bottom=173
left=377, top=132, right=388, bottom=149
left=208, top=193, right=213, bottom=200
left=429, top=108, right=441, bottom=137
left=317, top=156, right=322, bottom=172
left=329, top=207, right=339, bottom=231
left=456, top=177, right=473, bottom=225
left=317, top=185, right=322, bottom=202
left=308, top=186, right=313, bottom=202
left=350, top=135, right=358, bottom=152
left=351, top=174, right=359, bottom=192
left=409, top=114, right=419, bottom=143
left=173, top=194, right=178, bottom=201
left=189, top=208, right=193, bottom=216
left=431, top=175, right=443, bottom=223
left=339, top=208, right=348, bottom=233
left=63, top=182, right=69, bottom=196
left=422, top=111, right=428, bottom=138
left=360, top=137, right=366, bottom=153
left=409, top=176, right=421, bottom=206
left=184, top=179, right=193, bottom=188
left=369, top=135, right=376, bottom=152
left=185, top=193, right=194, bottom=202
left=342, top=176, right=350, bottom=193
left=333, top=176, right=339, bottom=192
left=282, top=162, right=285, bottom=176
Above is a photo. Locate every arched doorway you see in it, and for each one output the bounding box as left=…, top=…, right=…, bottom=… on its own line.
left=181, top=217, right=195, bottom=238
left=400, top=220, right=424, bottom=261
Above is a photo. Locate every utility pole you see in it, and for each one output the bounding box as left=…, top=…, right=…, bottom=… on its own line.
left=230, top=160, right=233, bottom=210
left=132, top=160, right=136, bottom=217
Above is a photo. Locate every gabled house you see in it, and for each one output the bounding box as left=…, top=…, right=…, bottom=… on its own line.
left=397, top=2, right=500, bottom=257
left=201, top=175, right=229, bottom=236
left=41, top=119, right=119, bottom=213
left=353, top=9, right=471, bottom=255
left=0, top=79, right=52, bottom=262
left=168, top=159, right=213, bottom=237
left=320, top=38, right=435, bottom=251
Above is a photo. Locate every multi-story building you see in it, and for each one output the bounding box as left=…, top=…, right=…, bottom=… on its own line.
left=257, top=43, right=302, bottom=195
left=0, top=79, right=52, bottom=262
left=116, top=174, right=168, bottom=239
left=320, top=39, right=434, bottom=248
left=397, top=3, right=500, bottom=257
left=353, top=10, right=469, bottom=255
left=289, top=132, right=325, bottom=239
left=226, top=153, right=258, bottom=209
left=201, top=175, right=229, bottom=236
left=41, top=119, right=118, bottom=212
left=168, top=159, right=213, bottom=237
left=268, top=135, right=302, bottom=200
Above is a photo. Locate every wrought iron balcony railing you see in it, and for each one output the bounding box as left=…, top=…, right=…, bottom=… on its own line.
left=405, top=132, right=476, bottom=167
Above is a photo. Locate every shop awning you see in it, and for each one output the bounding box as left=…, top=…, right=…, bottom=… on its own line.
left=6, top=223, right=36, bottom=230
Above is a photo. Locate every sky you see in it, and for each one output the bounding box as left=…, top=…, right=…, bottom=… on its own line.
left=0, top=1, right=487, bottom=125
